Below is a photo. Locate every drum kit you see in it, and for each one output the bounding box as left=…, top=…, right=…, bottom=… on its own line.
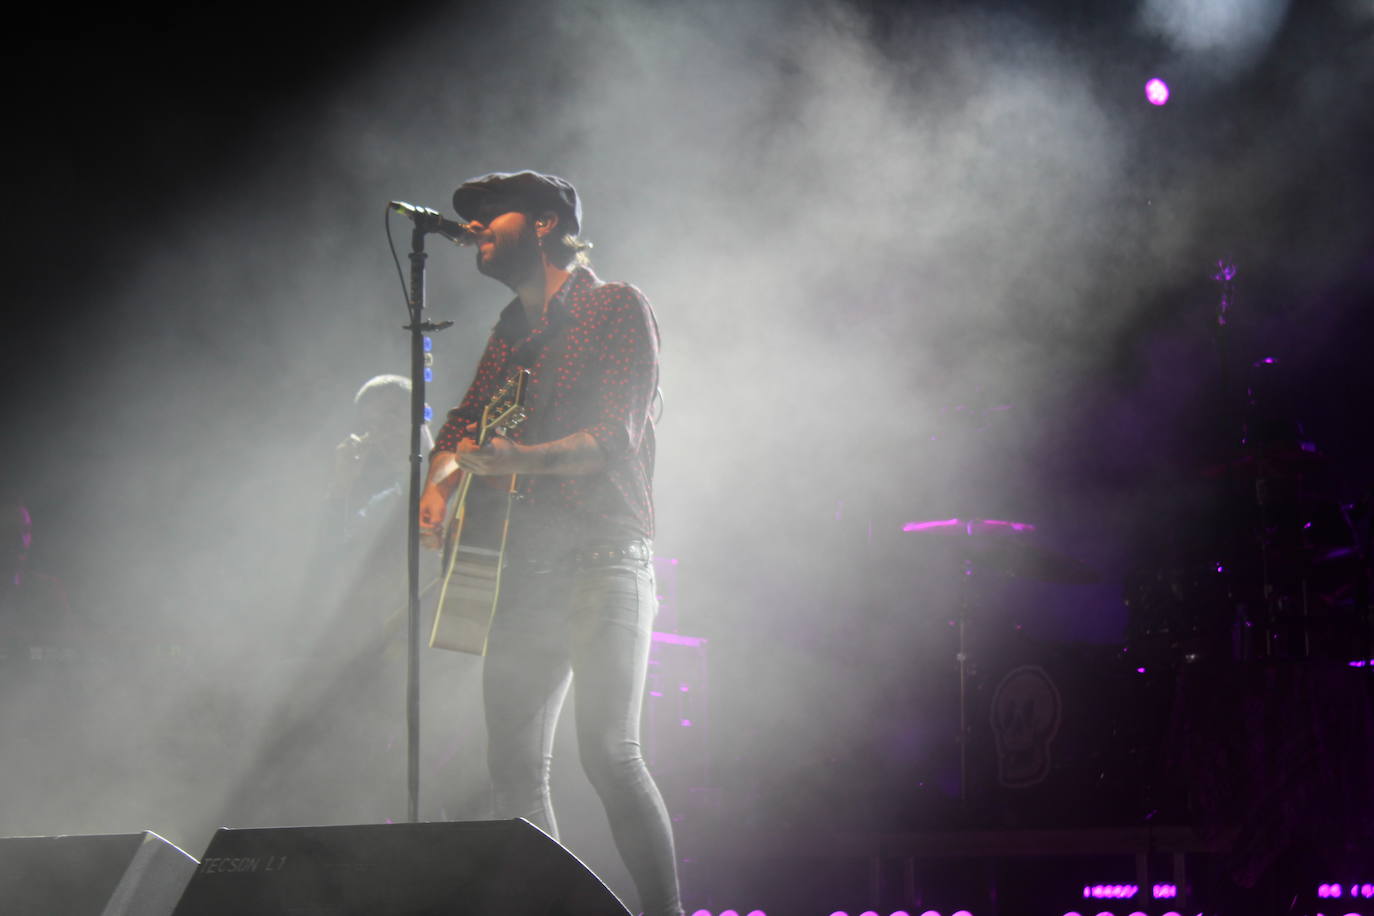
left=900, top=515, right=1104, bottom=810
left=1125, top=439, right=1370, bottom=667
left=887, top=263, right=1374, bottom=831
left=900, top=388, right=1372, bottom=818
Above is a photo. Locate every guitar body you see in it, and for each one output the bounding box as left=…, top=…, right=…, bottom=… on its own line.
left=429, top=369, right=530, bottom=655
left=429, top=473, right=516, bottom=654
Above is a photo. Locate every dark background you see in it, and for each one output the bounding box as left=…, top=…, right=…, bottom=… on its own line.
left=3, top=0, right=1373, bottom=908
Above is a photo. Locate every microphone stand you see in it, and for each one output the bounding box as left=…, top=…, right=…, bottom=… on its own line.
left=402, top=224, right=453, bottom=823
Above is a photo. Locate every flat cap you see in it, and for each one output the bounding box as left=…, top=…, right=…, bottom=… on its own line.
left=452, top=170, right=581, bottom=235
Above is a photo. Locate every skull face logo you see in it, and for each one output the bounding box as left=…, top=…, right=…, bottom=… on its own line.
left=990, top=665, right=1062, bottom=788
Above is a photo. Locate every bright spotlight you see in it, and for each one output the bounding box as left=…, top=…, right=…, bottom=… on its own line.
left=745, top=911, right=767, bottom=916
left=1145, top=78, right=1170, bottom=105
left=1138, top=0, right=1289, bottom=74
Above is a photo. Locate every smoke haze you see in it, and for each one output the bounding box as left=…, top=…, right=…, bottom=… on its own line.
left=3, top=0, right=1373, bottom=907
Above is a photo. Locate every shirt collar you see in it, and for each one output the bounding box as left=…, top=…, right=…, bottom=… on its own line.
left=492, top=266, right=594, bottom=343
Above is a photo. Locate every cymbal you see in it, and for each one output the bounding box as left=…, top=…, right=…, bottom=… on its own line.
left=902, top=518, right=1101, bottom=585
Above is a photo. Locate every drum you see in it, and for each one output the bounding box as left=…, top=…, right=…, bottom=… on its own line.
left=962, top=630, right=1171, bottom=829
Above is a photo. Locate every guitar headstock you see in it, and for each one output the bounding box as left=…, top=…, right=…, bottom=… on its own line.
left=479, top=368, right=531, bottom=441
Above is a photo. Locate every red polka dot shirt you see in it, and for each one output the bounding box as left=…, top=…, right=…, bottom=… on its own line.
left=433, top=267, right=659, bottom=554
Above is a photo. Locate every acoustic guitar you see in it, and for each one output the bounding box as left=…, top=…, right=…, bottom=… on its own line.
left=428, top=369, right=530, bottom=654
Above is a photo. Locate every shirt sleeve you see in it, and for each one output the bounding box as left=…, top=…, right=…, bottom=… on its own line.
left=432, top=331, right=512, bottom=453
left=582, top=285, right=660, bottom=464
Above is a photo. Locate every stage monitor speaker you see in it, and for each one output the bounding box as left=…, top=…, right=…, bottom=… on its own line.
left=170, top=818, right=631, bottom=916
left=0, top=830, right=198, bottom=916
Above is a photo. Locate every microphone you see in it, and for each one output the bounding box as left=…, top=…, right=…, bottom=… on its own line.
left=388, top=200, right=479, bottom=245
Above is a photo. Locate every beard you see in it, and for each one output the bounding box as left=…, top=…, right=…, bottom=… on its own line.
left=475, top=224, right=543, bottom=288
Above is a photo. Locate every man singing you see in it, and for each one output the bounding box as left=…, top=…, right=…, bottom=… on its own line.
left=418, top=171, right=681, bottom=916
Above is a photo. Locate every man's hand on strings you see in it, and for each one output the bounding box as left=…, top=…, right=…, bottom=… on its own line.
left=418, top=484, right=448, bottom=550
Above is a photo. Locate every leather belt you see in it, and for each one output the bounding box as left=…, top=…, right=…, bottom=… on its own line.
left=570, top=539, right=652, bottom=567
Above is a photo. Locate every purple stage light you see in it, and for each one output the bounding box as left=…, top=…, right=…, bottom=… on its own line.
left=1154, top=883, right=1178, bottom=898
left=905, top=518, right=960, bottom=532
left=1086, top=884, right=1139, bottom=899
left=689, top=911, right=711, bottom=916
left=719, top=910, right=739, bottom=916
left=903, top=518, right=1035, bottom=534
left=745, top=911, right=766, bottom=916
left=1145, top=78, right=1170, bottom=105
left=979, top=519, right=1034, bottom=532
left=1319, top=881, right=1374, bottom=898
left=651, top=632, right=705, bottom=648
left=951, top=911, right=974, bottom=916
